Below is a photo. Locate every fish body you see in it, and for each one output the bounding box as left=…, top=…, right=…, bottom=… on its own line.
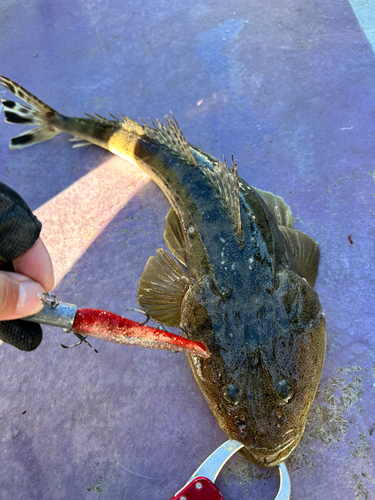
left=0, top=77, right=326, bottom=466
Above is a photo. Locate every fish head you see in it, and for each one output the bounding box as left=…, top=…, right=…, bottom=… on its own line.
left=181, top=270, right=326, bottom=466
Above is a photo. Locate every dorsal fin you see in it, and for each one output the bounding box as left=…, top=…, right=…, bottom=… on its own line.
left=279, top=227, right=320, bottom=286
left=253, top=188, right=293, bottom=228
left=137, top=248, right=190, bottom=327
left=201, top=155, right=242, bottom=237
left=120, top=114, right=145, bottom=135
left=84, top=110, right=197, bottom=165
left=163, top=207, right=187, bottom=268
left=140, top=113, right=197, bottom=166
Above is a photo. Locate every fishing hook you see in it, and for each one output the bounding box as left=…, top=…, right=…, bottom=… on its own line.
left=61, top=329, right=98, bottom=353
left=126, top=307, right=150, bottom=326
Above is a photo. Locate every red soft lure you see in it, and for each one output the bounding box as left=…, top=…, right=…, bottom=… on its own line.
left=72, top=308, right=210, bottom=358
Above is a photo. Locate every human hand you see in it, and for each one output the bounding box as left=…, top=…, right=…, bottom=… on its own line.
left=0, top=237, right=54, bottom=320
left=0, top=181, right=54, bottom=350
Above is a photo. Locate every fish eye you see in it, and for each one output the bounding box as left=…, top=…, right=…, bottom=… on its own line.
left=275, top=379, right=294, bottom=404
left=235, top=421, right=249, bottom=437
left=222, top=383, right=240, bottom=406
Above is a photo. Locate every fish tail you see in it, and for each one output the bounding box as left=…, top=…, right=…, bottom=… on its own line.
left=0, top=76, right=61, bottom=150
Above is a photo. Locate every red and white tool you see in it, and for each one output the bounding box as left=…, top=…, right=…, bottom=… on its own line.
left=169, top=440, right=291, bottom=500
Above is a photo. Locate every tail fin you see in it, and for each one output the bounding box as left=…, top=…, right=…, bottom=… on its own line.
left=0, top=76, right=61, bottom=150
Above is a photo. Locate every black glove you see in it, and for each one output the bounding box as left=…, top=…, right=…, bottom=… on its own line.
left=0, top=182, right=43, bottom=350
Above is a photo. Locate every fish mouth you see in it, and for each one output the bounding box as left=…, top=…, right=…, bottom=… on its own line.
left=247, top=434, right=299, bottom=467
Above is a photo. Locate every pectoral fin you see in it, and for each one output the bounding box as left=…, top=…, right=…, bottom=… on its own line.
left=279, top=227, right=320, bottom=287
left=137, top=248, right=190, bottom=327
left=254, top=188, right=294, bottom=228
left=163, top=207, right=188, bottom=267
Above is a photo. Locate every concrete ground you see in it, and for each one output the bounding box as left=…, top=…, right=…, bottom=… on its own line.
left=0, top=0, right=374, bottom=498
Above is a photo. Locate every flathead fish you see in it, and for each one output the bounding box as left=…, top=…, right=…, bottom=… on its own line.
left=0, top=77, right=326, bottom=466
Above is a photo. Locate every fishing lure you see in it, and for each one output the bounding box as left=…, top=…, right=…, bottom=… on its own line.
left=0, top=77, right=326, bottom=467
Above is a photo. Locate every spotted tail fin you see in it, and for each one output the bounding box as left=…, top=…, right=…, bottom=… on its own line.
left=0, top=76, right=61, bottom=149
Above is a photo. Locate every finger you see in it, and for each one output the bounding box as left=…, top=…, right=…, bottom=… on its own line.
left=0, top=271, right=45, bottom=321
left=13, top=237, right=54, bottom=292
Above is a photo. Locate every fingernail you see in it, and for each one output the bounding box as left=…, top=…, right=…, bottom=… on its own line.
left=17, top=281, right=45, bottom=316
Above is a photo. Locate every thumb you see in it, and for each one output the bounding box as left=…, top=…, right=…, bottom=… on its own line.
left=0, top=271, right=45, bottom=321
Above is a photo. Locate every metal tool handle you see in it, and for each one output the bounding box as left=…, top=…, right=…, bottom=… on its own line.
left=170, top=437, right=291, bottom=500
left=275, top=463, right=291, bottom=500
left=169, top=477, right=224, bottom=500
left=170, top=464, right=290, bottom=500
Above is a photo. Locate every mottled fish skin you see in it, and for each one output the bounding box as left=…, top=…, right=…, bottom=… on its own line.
left=0, top=77, right=326, bottom=466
